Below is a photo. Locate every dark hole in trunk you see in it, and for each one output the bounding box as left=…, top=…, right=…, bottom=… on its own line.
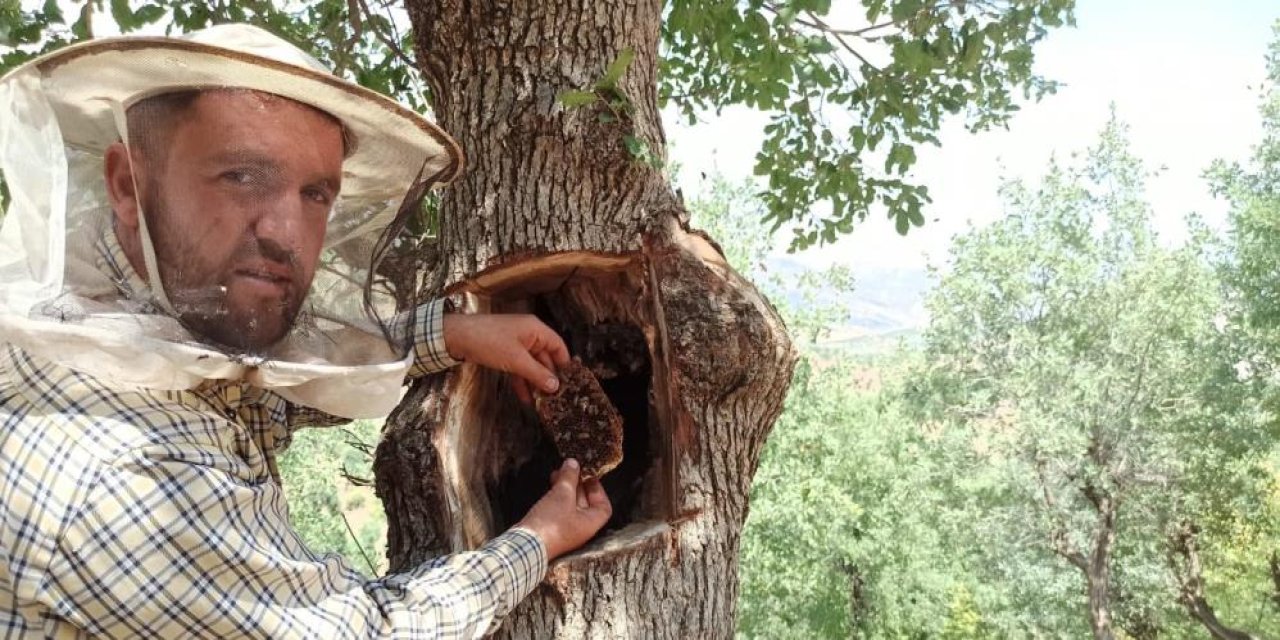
left=486, top=280, right=665, bottom=538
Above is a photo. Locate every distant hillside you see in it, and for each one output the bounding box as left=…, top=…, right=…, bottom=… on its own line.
left=764, top=257, right=932, bottom=346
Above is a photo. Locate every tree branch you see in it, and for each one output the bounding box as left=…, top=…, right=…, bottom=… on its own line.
left=1034, top=455, right=1087, bottom=570
left=784, top=1, right=960, bottom=38
left=759, top=3, right=878, bottom=72
left=803, top=10, right=878, bottom=71
left=355, top=0, right=418, bottom=70
left=1166, top=521, right=1260, bottom=640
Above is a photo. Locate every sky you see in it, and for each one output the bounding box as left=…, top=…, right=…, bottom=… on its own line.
left=666, top=0, right=1279, bottom=271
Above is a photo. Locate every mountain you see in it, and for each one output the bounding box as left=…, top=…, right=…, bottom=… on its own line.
left=762, top=256, right=932, bottom=348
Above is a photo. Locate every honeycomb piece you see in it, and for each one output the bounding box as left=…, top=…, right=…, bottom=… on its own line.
left=533, top=357, right=624, bottom=479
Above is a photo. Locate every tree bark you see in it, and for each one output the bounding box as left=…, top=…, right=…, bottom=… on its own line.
left=1084, top=488, right=1116, bottom=640
left=374, top=1, right=796, bottom=637
left=1166, top=521, right=1260, bottom=640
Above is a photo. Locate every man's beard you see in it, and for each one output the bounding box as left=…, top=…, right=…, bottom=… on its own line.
left=143, top=187, right=307, bottom=352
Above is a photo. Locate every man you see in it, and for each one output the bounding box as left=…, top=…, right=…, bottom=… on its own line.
left=0, top=24, right=610, bottom=638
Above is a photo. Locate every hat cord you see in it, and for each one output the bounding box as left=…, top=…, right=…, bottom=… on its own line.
left=106, top=99, right=179, bottom=317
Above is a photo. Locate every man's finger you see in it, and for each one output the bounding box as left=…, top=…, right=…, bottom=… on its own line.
left=583, top=479, right=609, bottom=510
left=510, top=349, right=559, bottom=394
left=539, top=327, right=571, bottom=367
left=576, top=484, right=589, bottom=509
left=536, top=351, right=555, bottom=376
left=555, top=458, right=580, bottom=493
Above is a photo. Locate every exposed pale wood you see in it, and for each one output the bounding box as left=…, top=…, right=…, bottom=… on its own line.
left=447, top=251, right=637, bottom=299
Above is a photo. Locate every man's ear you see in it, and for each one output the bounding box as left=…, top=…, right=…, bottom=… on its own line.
left=103, top=141, right=141, bottom=231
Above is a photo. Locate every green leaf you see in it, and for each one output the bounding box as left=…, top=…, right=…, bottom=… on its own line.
left=134, top=4, right=165, bottom=24
left=895, top=213, right=910, bottom=235
left=40, top=0, right=63, bottom=23
left=557, top=90, right=599, bottom=109
left=886, top=142, right=917, bottom=174
left=70, top=3, right=92, bottom=39
left=596, top=47, right=635, bottom=90
left=962, top=32, right=984, bottom=71
left=623, top=134, right=646, bottom=158
left=907, top=208, right=925, bottom=227
left=891, top=0, right=924, bottom=22
left=110, top=0, right=136, bottom=30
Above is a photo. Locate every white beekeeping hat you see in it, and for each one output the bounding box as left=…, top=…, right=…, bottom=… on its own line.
left=0, top=24, right=463, bottom=418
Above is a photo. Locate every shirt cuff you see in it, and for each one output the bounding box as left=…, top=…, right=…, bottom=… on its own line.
left=408, top=298, right=461, bottom=377
left=486, top=527, right=549, bottom=600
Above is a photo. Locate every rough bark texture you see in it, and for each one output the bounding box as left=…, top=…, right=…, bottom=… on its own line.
left=1167, top=521, right=1260, bottom=640
left=374, top=1, right=796, bottom=637
left=411, top=0, right=670, bottom=286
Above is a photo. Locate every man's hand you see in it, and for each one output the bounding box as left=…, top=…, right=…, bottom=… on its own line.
left=517, top=459, right=612, bottom=560
left=442, top=313, right=571, bottom=403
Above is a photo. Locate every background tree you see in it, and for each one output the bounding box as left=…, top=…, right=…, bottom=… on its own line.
left=1204, top=21, right=1280, bottom=635
left=907, top=116, right=1274, bottom=639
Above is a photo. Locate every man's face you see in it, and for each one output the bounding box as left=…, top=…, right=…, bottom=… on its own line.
left=132, top=90, right=344, bottom=351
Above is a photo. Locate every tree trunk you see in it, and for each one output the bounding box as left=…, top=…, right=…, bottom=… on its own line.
left=373, top=1, right=796, bottom=638
left=1270, top=551, right=1280, bottom=611
left=1085, top=492, right=1117, bottom=640
left=1039, top=458, right=1119, bottom=640
left=1166, top=521, right=1260, bottom=640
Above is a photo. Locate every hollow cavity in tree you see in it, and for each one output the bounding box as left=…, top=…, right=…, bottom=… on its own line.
left=444, top=254, right=675, bottom=553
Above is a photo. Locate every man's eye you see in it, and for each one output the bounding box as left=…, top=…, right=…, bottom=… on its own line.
left=221, top=170, right=253, bottom=185
left=303, top=188, right=332, bottom=205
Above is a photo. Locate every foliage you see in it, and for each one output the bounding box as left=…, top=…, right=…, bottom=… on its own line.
left=1202, top=20, right=1280, bottom=635
left=740, top=356, right=991, bottom=639
left=1211, top=22, right=1280, bottom=417
left=662, top=0, right=1075, bottom=248
left=905, top=114, right=1277, bottom=637
left=712, top=99, right=1279, bottom=634
left=689, top=173, right=966, bottom=636
left=277, top=419, right=388, bottom=575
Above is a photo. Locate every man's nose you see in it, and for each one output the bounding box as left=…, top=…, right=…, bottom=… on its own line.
left=248, top=192, right=312, bottom=261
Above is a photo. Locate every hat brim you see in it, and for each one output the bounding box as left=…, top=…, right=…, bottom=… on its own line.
left=9, top=35, right=463, bottom=203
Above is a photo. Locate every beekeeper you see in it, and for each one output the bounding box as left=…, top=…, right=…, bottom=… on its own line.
left=0, top=23, right=610, bottom=638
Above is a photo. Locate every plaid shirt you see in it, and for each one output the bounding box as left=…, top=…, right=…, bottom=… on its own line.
left=0, top=232, right=547, bottom=638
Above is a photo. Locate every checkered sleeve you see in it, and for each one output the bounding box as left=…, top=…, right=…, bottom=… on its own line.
left=405, top=298, right=460, bottom=378
left=44, top=449, right=547, bottom=639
